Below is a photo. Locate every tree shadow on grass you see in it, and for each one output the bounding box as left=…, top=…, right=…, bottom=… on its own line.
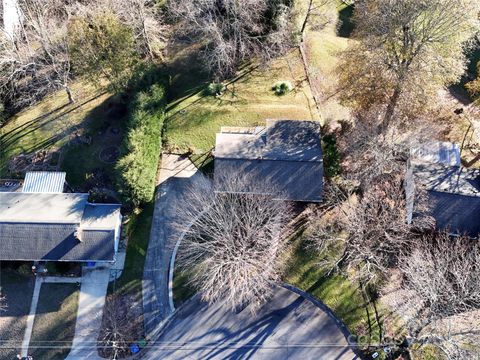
left=0, top=93, right=107, bottom=148
left=337, top=3, right=355, bottom=38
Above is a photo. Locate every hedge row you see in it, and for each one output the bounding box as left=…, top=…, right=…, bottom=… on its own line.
left=116, top=81, right=166, bottom=206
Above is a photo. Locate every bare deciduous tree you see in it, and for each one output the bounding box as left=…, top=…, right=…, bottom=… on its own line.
left=399, top=233, right=480, bottom=359
left=309, top=173, right=434, bottom=284
left=114, top=0, right=166, bottom=60
left=0, top=0, right=73, bottom=109
left=342, top=173, right=415, bottom=283
left=98, top=294, right=142, bottom=359
left=400, top=233, right=480, bottom=320
left=168, top=0, right=293, bottom=79
left=176, top=175, right=292, bottom=312
left=338, top=0, right=480, bottom=132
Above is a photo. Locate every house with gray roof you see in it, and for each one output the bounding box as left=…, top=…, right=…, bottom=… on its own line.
left=214, top=119, right=324, bottom=202
left=0, top=172, right=122, bottom=262
left=406, top=141, right=480, bottom=237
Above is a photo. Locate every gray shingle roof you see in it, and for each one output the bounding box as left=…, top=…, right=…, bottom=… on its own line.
left=214, top=159, right=323, bottom=202
left=0, top=223, right=115, bottom=261
left=263, top=120, right=322, bottom=161
left=410, top=141, right=461, bottom=167
left=81, top=204, right=121, bottom=230
left=428, top=192, right=480, bottom=237
left=413, top=163, right=480, bottom=197
left=407, top=145, right=480, bottom=236
left=214, top=120, right=323, bottom=202
left=0, top=193, right=121, bottom=262
left=215, top=120, right=322, bottom=161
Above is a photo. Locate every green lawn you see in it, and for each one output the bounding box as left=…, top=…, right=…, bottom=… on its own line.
left=172, top=267, right=196, bottom=307
left=109, top=202, right=154, bottom=297
left=283, top=237, right=384, bottom=348
left=29, top=283, right=79, bottom=360
left=302, top=1, right=353, bottom=126
left=163, top=47, right=319, bottom=154
left=0, top=82, right=112, bottom=178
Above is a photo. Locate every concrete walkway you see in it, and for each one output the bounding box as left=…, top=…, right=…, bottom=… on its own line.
left=66, top=266, right=111, bottom=360
left=20, top=277, right=42, bottom=357
left=143, top=153, right=206, bottom=338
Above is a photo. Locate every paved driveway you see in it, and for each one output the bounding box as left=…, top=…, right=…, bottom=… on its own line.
left=143, top=154, right=206, bottom=336
left=147, top=286, right=359, bottom=359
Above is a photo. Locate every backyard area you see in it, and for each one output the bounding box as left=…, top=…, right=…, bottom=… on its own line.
left=163, top=46, right=319, bottom=153
left=0, top=80, right=127, bottom=193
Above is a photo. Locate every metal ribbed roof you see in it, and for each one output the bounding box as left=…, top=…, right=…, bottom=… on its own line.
left=22, top=171, right=66, bottom=193
left=410, top=141, right=461, bottom=167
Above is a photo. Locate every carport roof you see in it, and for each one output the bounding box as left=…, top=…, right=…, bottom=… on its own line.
left=0, top=192, right=89, bottom=223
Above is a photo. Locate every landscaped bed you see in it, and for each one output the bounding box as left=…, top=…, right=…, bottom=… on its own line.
left=0, top=268, right=35, bottom=360
left=29, top=283, right=79, bottom=360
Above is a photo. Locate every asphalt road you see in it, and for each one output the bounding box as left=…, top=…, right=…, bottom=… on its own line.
left=146, top=286, right=359, bottom=359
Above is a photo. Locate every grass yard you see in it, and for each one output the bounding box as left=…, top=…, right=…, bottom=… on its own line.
left=29, top=283, right=79, bottom=360
left=109, top=202, right=154, bottom=297
left=0, top=82, right=112, bottom=177
left=0, top=269, right=35, bottom=360
left=163, top=46, right=319, bottom=154
left=283, top=237, right=385, bottom=348
left=302, top=1, right=353, bottom=126
left=172, top=268, right=196, bottom=307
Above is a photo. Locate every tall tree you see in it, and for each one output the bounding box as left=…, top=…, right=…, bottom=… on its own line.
left=168, top=0, right=292, bottom=79
left=399, top=233, right=480, bottom=359
left=176, top=175, right=291, bottom=312
left=0, top=0, right=74, bottom=109
left=338, top=0, right=480, bottom=132
left=68, top=9, right=139, bottom=93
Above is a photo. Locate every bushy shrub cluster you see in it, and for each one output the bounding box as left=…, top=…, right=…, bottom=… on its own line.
left=272, top=80, right=293, bottom=95
left=206, top=82, right=226, bottom=96
left=116, top=79, right=167, bottom=206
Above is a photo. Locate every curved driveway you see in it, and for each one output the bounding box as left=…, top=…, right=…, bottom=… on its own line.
left=142, top=154, right=206, bottom=336
left=148, top=286, right=359, bottom=359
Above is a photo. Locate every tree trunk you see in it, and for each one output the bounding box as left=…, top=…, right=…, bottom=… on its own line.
left=300, top=0, right=314, bottom=42
left=65, top=86, right=74, bottom=104
left=381, top=86, right=401, bottom=133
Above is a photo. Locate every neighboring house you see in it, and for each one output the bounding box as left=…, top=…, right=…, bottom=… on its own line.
left=214, top=119, right=324, bottom=202
left=0, top=171, right=122, bottom=262
left=406, top=141, right=480, bottom=237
